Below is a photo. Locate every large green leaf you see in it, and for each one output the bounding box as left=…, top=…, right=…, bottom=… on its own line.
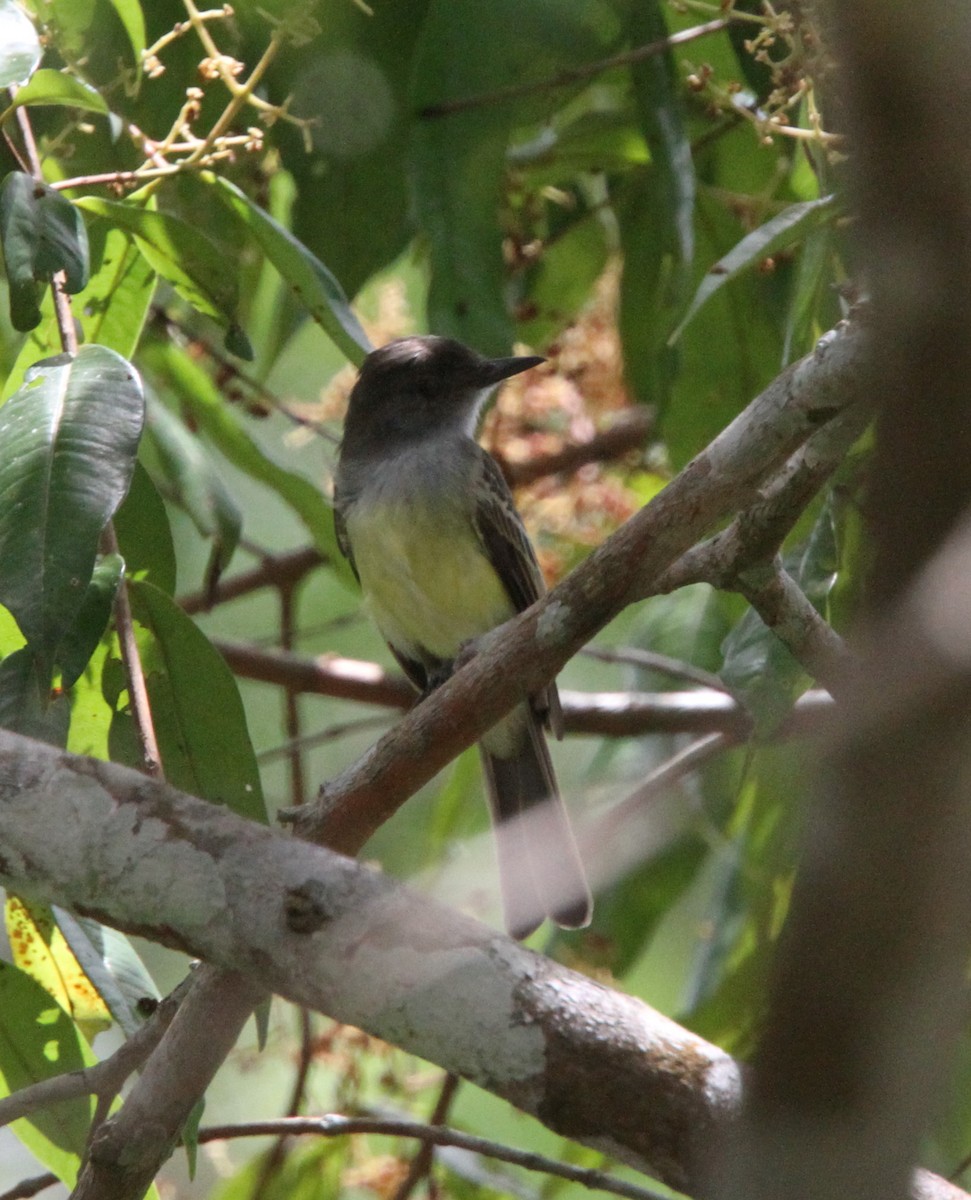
left=0, top=0, right=41, bottom=88
left=76, top=196, right=251, bottom=357
left=0, top=958, right=94, bottom=1186
left=209, top=174, right=370, bottom=365
left=119, top=579, right=268, bottom=822
left=0, top=345, right=144, bottom=664
left=0, top=172, right=90, bottom=330
left=6, top=67, right=108, bottom=115
left=628, top=0, right=695, bottom=270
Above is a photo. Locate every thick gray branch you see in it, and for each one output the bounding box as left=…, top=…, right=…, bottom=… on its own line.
left=0, top=731, right=734, bottom=1195
left=0, top=733, right=964, bottom=1200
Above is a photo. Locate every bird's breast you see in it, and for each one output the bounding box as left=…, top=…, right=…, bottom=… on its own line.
left=341, top=447, right=514, bottom=663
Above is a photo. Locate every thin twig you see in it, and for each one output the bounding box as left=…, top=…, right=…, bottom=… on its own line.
left=419, top=18, right=729, bottom=118
left=0, top=1175, right=59, bottom=1200
left=499, top=408, right=654, bottom=487
left=583, top=644, right=735, bottom=695
left=198, top=1115, right=671, bottom=1200
left=101, top=525, right=163, bottom=777
left=179, top=546, right=324, bottom=613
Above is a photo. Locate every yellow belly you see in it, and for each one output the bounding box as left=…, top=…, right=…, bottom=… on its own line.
left=346, top=497, right=514, bottom=663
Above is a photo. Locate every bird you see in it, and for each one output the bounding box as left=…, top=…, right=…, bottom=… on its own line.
left=333, top=334, right=592, bottom=939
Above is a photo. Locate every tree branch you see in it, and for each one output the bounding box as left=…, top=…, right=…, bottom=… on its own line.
left=0, top=731, right=961, bottom=1200
left=198, top=1113, right=671, bottom=1200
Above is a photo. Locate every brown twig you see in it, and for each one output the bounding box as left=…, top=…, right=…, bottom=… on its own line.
left=197, top=1114, right=670, bottom=1200
left=179, top=546, right=325, bottom=614
left=101, top=526, right=163, bottom=777
left=0, top=1175, right=59, bottom=1200
left=418, top=18, right=730, bottom=118
left=500, top=408, right=654, bottom=487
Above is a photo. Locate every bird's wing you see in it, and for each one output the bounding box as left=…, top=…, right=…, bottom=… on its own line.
left=472, top=449, right=563, bottom=737
left=332, top=488, right=359, bottom=581
left=472, top=450, right=546, bottom=613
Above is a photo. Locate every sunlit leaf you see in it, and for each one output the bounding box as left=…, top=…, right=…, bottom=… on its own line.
left=76, top=195, right=250, bottom=356
left=5, top=896, right=112, bottom=1041
left=0, top=0, right=41, bottom=88
left=106, top=0, right=146, bottom=76
left=0, top=958, right=94, bottom=1185
left=7, top=67, right=109, bottom=114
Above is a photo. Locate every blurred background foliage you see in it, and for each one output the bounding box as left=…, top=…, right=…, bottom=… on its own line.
left=0, top=1, right=938, bottom=1198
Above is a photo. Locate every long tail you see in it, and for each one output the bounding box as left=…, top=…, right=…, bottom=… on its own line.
left=480, top=711, right=592, bottom=940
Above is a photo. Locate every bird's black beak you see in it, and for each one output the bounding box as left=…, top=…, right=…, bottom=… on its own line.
left=477, top=354, right=546, bottom=386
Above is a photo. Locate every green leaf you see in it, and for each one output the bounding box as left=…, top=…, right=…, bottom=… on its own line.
left=628, top=0, right=695, bottom=270
left=79, top=219, right=157, bottom=356
left=0, top=646, right=69, bottom=742
left=0, top=0, right=42, bottom=88
left=6, top=67, right=109, bottom=114
left=142, top=339, right=344, bottom=564
left=0, top=345, right=144, bottom=663
left=653, top=189, right=786, bottom=466
left=0, top=958, right=94, bottom=1185
left=65, top=634, right=112, bottom=760
left=56, top=552, right=123, bottom=688
left=143, top=393, right=241, bottom=582
left=5, top=896, right=112, bottom=1042
left=113, top=459, right=177, bottom=595
left=75, top=196, right=248, bottom=354
left=670, top=195, right=837, bottom=344
left=209, top=174, right=370, bottom=366
left=106, top=0, right=146, bottom=76
left=123, top=579, right=268, bottom=821
left=0, top=172, right=90, bottom=330
left=409, top=0, right=622, bottom=352
left=1, top=221, right=156, bottom=400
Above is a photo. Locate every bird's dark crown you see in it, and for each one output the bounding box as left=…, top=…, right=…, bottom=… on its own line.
left=341, top=336, right=543, bottom=450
